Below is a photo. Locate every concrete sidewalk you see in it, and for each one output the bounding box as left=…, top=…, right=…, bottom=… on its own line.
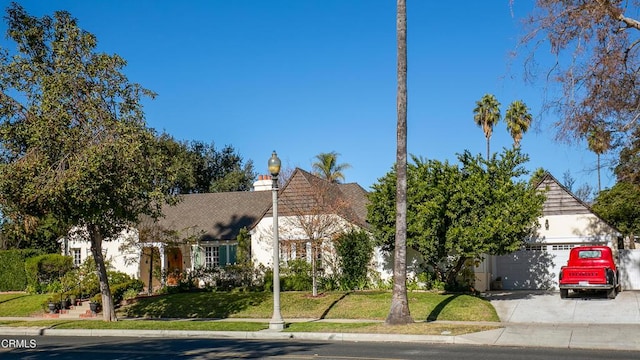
left=1, top=291, right=639, bottom=351
left=1, top=320, right=639, bottom=351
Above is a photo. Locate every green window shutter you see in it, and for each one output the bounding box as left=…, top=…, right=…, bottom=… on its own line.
left=192, top=245, right=203, bottom=269
left=220, top=245, right=228, bottom=266
left=229, top=245, right=237, bottom=265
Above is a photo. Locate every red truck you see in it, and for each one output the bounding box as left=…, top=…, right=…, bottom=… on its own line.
left=558, top=245, right=620, bottom=299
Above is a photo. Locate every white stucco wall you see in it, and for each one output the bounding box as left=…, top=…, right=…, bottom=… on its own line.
left=251, top=214, right=363, bottom=274
left=372, top=246, right=425, bottom=282
left=252, top=214, right=427, bottom=283
left=61, top=227, right=141, bottom=279
left=537, top=214, right=617, bottom=245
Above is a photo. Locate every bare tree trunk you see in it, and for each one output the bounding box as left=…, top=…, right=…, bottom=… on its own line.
left=446, top=256, right=468, bottom=287
left=148, top=248, right=154, bottom=295
left=597, top=153, right=601, bottom=193
left=311, top=243, right=318, bottom=297
left=386, top=0, right=413, bottom=326
left=88, top=223, right=117, bottom=322
left=486, top=138, right=491, bottom=162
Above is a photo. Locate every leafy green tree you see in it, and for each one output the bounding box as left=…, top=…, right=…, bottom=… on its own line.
left=473, top=94, right=501, bottom=161
left=236, top=227, right=251, bottom=265
left=335, top=229, right=374, bottom=290
left=368, top=148, right=545, bottom=287
left=182, top=141, right=256, bottom=193
left=592, top=182, right=640, bottom=248
left=0, top=213, right=67, bottom=253
left=505, top=100, right=532, bottom=148
left=386, top=0, right=412, bottom=326
left=530, top=167, right=547, bottom=186
left=0, top=4, right=179, bottom=321
left=311, top=151, right=351, bottom=184
left=615, top=126, right=640, bottom=186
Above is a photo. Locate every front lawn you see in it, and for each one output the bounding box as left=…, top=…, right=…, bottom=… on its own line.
left=118, top=291, right=499, bottom=322
left=0, top=291, right=500, bottom=335
left=0, top=293, right=51, bottom=317
left=0, top=291, right=499, bottom=323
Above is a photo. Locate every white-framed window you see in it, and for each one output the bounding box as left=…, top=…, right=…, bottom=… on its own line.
left=551, top=244, right=575, bottom=251
left=282, top=240, right=309, bottom=262
left=72, top=248, right=82, bottom=266
left=525, top=245, right=546, bottom=251
left=204, top=246, right=220, bottom=269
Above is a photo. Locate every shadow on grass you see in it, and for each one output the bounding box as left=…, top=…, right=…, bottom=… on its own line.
left=426, top=294, right=458, bottom=322
left=121, top=291, right=271, bottom=319
left=318, top=292, right=350, bottom=320
left=0, top=294, right=31, bottom=305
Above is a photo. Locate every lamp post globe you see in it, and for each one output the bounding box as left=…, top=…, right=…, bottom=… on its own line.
left=268, top=151, right=284, bottom=330
left=268, top=151, right=281, bottom=178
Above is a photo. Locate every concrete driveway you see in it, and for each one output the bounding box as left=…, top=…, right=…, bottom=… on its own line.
left=485, top=290, right=640, bottom=324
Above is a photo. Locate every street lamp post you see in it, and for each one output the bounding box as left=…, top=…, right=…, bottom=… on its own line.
left=268, top=151, right=285, bottom=330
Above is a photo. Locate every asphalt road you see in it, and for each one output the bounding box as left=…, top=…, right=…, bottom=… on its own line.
left=1, top=336, right=640, bottom=360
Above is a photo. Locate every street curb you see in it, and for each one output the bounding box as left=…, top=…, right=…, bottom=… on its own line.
left=0, top=327, right=468, bottom=345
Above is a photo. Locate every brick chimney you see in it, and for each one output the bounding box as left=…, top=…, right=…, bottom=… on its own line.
left=253, top=175, right=273, bottom=191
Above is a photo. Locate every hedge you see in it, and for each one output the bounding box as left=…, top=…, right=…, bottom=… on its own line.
left=24, top=254, right=74, bottom=293
left=0, top=249, right=43, bottom=291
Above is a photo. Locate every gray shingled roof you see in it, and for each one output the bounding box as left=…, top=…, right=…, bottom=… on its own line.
left=152, top=191, right=271, bottom=241
left=141, top=169, right=369, bottom=243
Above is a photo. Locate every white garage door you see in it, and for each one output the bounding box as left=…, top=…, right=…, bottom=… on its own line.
left=495, top=245, right=572, bottom=290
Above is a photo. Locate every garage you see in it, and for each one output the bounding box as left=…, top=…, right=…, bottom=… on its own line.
left=488, top=173, right=620, bottom=291
left=495, top=245, right=571, bottom=290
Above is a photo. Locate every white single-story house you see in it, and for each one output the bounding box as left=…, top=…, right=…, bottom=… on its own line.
left=62, top=170, right=638, bottom=292
left=61, top=168, right=377, bottom=290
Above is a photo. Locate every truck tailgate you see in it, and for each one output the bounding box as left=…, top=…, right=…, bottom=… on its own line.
left=560, top=266, right=608, bottom=285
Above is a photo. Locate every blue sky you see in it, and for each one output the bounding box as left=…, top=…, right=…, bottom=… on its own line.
left=1, top=1, right=614, bottom=191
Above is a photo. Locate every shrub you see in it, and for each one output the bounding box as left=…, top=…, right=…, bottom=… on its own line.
left=91, top=293, right=102, bottom=304
left=163, top=263, right=267, bottom=293
left=24, top=254, right=74, bottom=293
left=122, top=288, right=139, bottom=301
left=111, top=279, right=144, bottom=304
left=281, top=259, right=312, bottom=291
left=335, top=230, right=374, bottom=290
left=59, top=257, right=138, bottom=299
left=0, top=249, right=42, bottom=291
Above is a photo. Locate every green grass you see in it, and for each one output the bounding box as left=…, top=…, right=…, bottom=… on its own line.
left=0, top=319, right=267, bottom=331
left=118, top=291, right=349, bottom=319
left=118, top=291, right=499, bottom=322
left=286, top=322, right=501, bottom=336
left=0, top=290, right=500, bottom=335
left=0, top=293, right=51, bottom=317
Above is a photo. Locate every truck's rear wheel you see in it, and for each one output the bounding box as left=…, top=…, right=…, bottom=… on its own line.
left=560, top=289, right=568, bottom=299
left=607, top=287, right=616, bottom=299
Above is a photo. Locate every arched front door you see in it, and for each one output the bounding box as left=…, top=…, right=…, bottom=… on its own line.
left=166, top=247, right=183, bottom=286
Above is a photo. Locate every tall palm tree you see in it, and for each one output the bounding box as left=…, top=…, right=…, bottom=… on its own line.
left=312, top=152, right=351, bottom=183
left=587, top=124, right=611, bottom=192
left=386, top=0, right=413, bottom=326
left=505, top=100, right=532, bottom=148
left=473, top=94, right=501, bottom=160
